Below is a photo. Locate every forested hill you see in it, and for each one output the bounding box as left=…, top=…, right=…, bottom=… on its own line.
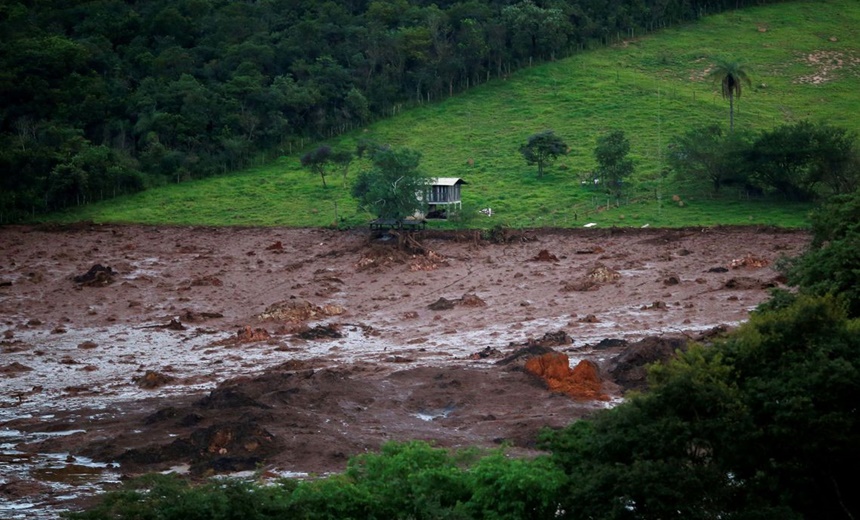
left=1, top=0, right=788, bottom=221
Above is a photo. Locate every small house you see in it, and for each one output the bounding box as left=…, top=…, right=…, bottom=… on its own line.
left=423, top=177, right=467, bottom=219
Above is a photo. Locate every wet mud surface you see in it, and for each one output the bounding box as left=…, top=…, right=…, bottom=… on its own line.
left=0, top=224, right=808, bottom=517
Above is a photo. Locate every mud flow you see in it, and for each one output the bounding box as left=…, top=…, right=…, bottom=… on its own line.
left=0, top=224, right=807, bottom=518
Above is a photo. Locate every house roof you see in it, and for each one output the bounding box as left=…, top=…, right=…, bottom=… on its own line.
left=430, top=177, right=467, bottom=186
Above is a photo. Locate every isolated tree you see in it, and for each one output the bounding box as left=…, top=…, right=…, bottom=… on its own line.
left=520, top=130, right=568, bottom=178
left=351, top=145, right=430, bottom=220
left=708, top=59, right=751, bottom=132
left=594, top=129, right=634, bottom=197
left=300, top=145, right=335, bottom=188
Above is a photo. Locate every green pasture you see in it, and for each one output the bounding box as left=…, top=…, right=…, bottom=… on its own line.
left=51, top=0, right=858, bottom=229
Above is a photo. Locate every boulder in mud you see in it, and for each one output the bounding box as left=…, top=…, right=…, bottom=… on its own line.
left=134, top=370, right=176, bottom=389
left=524, top=353, right=607, bottom=401
left=73, top=264, right=115, bottom=286
left=531, top=249, right=559, bottom=262
left=258, top=300, right=344, bottom=322
left=605, top=335, right=688, bottom=392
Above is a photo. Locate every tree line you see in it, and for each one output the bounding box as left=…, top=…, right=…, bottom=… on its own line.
left=69, top=190, right=860, bottom=519
left=0, top=0, right=791, bottom=221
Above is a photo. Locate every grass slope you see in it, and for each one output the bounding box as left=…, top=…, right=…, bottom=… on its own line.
left=52, top=0, right=860, bottom=229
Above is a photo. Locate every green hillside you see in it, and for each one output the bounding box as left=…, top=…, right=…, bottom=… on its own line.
left=49, top=0, right=860, bottom=229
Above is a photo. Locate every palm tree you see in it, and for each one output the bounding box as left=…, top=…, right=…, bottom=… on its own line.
left=708, top=59, right=751, bottom=132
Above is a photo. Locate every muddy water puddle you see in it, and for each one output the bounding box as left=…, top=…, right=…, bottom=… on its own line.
left=0, top=427, right=121, bottom=519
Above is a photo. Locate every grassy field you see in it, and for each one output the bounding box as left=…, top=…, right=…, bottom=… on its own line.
left=50, top=0, right=859, bottom=229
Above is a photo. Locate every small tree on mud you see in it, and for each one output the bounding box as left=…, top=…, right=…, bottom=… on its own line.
left=352, top=144, right=431, bottom=251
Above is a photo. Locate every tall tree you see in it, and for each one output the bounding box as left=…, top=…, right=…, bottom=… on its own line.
left=351, top=145, right=429, bottom=220
left=594, top=129, right=634, bottom=197
left=520, top=130, right=568, bottom=178
left=708, top=59, right=751, bottom=132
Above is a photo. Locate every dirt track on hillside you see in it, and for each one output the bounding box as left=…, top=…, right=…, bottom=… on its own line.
left=0, top=224, right=808, bottom=517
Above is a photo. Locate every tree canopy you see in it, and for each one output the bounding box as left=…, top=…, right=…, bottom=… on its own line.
left=0, top=0, right=792, bottom=222
left=519, top=130, right=569, bottom=178
left=594, top=129, right=634, bottom=196
left=350, top=145, right=429, bottom=221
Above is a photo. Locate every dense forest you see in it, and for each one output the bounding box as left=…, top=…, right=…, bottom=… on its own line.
left=0, top=0, right=792, bottom=221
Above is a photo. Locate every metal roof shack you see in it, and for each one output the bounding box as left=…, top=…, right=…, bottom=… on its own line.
left=423, top=177, right=467, bottom=219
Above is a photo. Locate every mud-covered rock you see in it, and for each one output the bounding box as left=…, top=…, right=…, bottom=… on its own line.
left=605, top=335, right=689, bottom=392
left=73, top=264, right=115, bottom=286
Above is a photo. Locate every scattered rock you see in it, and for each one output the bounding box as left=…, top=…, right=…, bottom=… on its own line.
left=708, top=266, right=729, bottom=273
left=531, top=249, right=559, bottom=262
left=724, top=277, right=775, bottom=290
left=641, top=300, right=668, bottom=310
left=730, top=254, right=770, bottom=269
left=295, top=324, right=342, bottom=340
left=1, top=362, right=33, bottom=375
left=73, top=264, right=115, bottom=286
left=77, top=341, right=98, bottom=349
left=579, top=314, right=599, bottom=323
left=587, top=264, right=621, bottom=283
left=664, top=275, right=680, bottom=286
left=258, top=300, right=344, bottom=322
left=428, top=293, right=486, bottom=310
left=134, top=371, right=176, bottom=389
left=605, top=335, right=689, bottom=392
left=237, top=325, right=271, bottom=342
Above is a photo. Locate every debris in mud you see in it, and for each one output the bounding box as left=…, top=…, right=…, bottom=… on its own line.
left=258, top=300, right=344, bottom=322
left=605, top=335, right=689, bottom=392
left=587, top=263, right=621, bottom=283
left=266, top=241, right=284, bottom=251
left=524, top=330, right=573, bottom=348
left=134, top=370, right=176, bottom=389
left=190, top=275, right=223, bottom=287
left=730, top=254, right=770, bottom=269
left=77, top=341, right=98, bottom=349
left=73, top=264, right=115, bottom=286
left=708, top=266, right=729, bottom=273
left=664, top=275, right=681, bottom=286
left=118, top=421, right=277, bottom=476
left=531, top=249, right=559, bottom=262
left=561, top=279, right=600, bottom=292
left=641, top=300, right=668, bottom=310
left=470, top=346, right=502, bottom=359
left=724, top=277, right=777, bottom=290
left=410, top=250, right=448, bottom=271
left=576, top=246, right=604, bottom=255
left=591, top=338, right=629, bottom=350
left=295, top=324, right=342, bottom=340
left=237, top=325, right=271, bottom=342
left=496, top=344, right=558, bottom=366
left=428, top=293, right=487, bottom=310
left=579, top=314, right=600, bottom=323
left=428, top=297, right=456, bottom=310
left=1, top=361, right=33, bottom=375
left=524, top=353, right=607, bottom=401
left=0, top=279, right=12, bottom=287
left=180, top=310, right=224, bottom=322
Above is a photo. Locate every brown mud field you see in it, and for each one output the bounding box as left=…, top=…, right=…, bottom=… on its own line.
left=1, top=224, right=808, bottom=518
